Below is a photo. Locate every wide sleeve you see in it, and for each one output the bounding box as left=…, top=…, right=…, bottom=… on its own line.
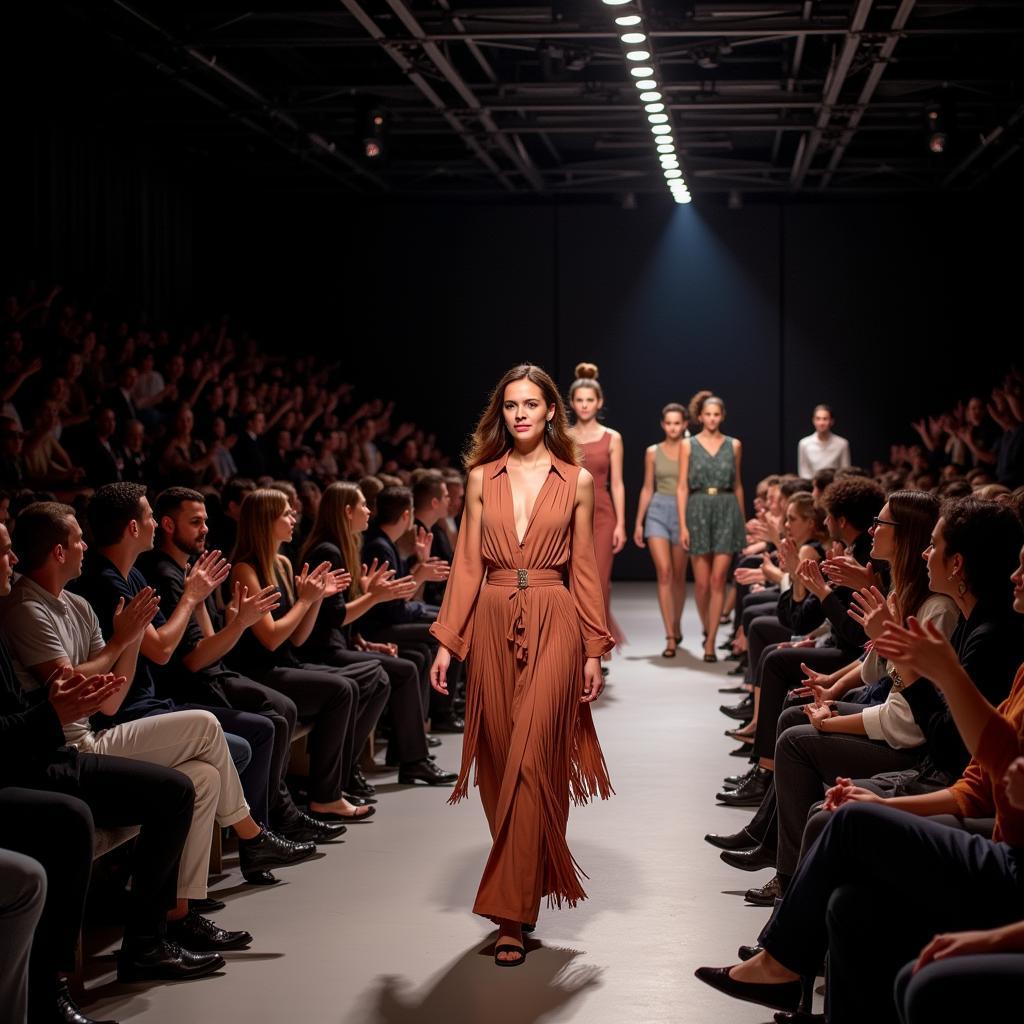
left=429, top=468, right=485, bottom=661
left=568, top=470, right=615, bottom=659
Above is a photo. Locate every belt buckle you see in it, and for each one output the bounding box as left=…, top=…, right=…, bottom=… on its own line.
left=517, top=569, right=529, bottom=590
left=707, top=487, right=719, bottom=496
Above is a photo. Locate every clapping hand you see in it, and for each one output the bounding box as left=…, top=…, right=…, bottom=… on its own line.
left=225, top=582, right=281, bottom=629
left=111, top=587, right=160, bottom=646
left=790, top=662, right=835, bottom=700
left=322, top=568, right=352, bottom=598
left=847, top=586, right=895, bottom=640
left=803, top=700, right=834, bottom=730
left=821, top=554, right=877, bottom=592
left=734, top=566, right=766, bottom=587
left=183, top=549, right=232, bottom=604
left=873, top=617, right=961, bottom=688
left=295, top=561, right=332, bottom=603
left=46, top=666, right=128, bottom=725
left=778, top=537, right=800, bottom=575
left=796, top=558, right=831, bottom=599
left=1003, top=757, right=1024, bottom=811
left=413, top=526, right=433, bottom=565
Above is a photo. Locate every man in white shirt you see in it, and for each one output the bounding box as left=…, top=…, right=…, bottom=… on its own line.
left=797, top=405, right=851, bottom=479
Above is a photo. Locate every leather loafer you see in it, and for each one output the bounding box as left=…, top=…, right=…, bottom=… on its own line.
left=738, top=944, right=762, bottom=962
left=721, top=696, right=754, bottom=721
left=117, top=940, right=225, bottom=983
left=717, top=767, right=772, bottom=806
left=279, top=810, right=347, bottom=843
left=431, top=716, right=465, bottom=733
left=55, top=979, right=118, bottom=1024
left=241, top=869, right=277, bottom=886
left=718, top=684, right=747, bottom=694
left=238, top=829, right=316, bottom=878
left=694, top=966, right=801, bottom=1013
left=730, top=743, right=755, bottom=757
left=398, top=758, right=458, bottom=785
left=704, top=828, right=756, bottom=851
left=426, top=735, right=443, bottom=747
left=745, top=873, right=787, bottom=907
left=167, top=910, right=252, bottom=952
left=722, top=766, right=758, bottom=790
left=721, top=845, right=777, bottom=872
left=346, top=767, right=376, bottom=798
left=189, top=896, right=226, bottom=914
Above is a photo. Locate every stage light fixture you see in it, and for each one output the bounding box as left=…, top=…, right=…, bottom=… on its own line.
left=626, top=50, right=651, bottom=61
left=673, top=191, right=692, bottom=204
left=629, top=66, right=654, bottom=76
left=601, top=0, right=632, bottom=5
left=634, top=78, right=657, bottom=89
left=664, top=169, right=682, bottom=178
left=660, top=157, right=679, bottom=167
left=924, top=101, right=949, bottom=154
left=640, top=91, right=662, bottom=102
left=652, top=124, right=671, bottom=134
left=621, top=32, right=646, bottom=44
left=615, top=14, right=642, bottom=26
left=648, top=113, right=669, bottom=124
left=644, top=102, right=665, bottom=113
left=656, top=143, right=674, bottom=153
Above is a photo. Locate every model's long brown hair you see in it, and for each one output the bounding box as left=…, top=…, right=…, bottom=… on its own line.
left=885, top=490, right=941, bottom=621
left=299, top=481, right=363, bottom=598
left=231, top=488, right=294, bottom=598
left=463, top=364, right=580, bottom=472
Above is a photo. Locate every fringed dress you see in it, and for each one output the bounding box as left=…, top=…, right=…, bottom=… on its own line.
left=429, top=448, right=615, bottom=924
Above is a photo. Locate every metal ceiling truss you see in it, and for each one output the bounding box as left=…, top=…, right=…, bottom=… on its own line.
left=74, top=1, right=1024, bottom=200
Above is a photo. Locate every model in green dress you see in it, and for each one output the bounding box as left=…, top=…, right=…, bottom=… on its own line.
left=677, top=391, right=746, bottom=662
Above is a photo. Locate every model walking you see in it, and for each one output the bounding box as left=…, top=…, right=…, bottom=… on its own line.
left=634, top=402, right=690, bottom=657
left=678, top=391, right=746, bottom=662
left=566, top=362, right=626, bottom=649
left=429, top=363, right=614, bottom=967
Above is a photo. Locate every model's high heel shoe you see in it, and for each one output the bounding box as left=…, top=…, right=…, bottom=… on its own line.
left=662, top=635, right=678, bottom=658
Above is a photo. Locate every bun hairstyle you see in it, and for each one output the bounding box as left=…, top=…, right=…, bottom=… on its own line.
left=661, top=402, right=687, bottom=421
left=569, top=361, right=603, bottom=401
left=689, top=389, right=725, bottom=424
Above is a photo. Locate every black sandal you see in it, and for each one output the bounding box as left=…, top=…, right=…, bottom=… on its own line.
left=703, top=652, right=719, bottom=663
left=494, top=943, right=526, bottom=967
left=662, top=636, right=678, bottom=658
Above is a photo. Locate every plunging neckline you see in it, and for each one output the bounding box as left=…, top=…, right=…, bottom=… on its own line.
left=693, top=435, right=728, bottom=459
left=505, top=460, right=553, bottom=547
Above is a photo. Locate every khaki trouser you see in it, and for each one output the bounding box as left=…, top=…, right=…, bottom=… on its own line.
left=77, top=710, right=249, bottom=899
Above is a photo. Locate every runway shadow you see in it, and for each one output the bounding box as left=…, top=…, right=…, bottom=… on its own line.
left=348, top=941, right=602, bottom=1024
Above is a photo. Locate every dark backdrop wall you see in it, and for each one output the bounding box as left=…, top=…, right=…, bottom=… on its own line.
left=190, top=194, right=1020, bottom=578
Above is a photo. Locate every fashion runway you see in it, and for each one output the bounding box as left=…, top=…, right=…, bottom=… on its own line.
left=85, top=582, right=788, bottom=1024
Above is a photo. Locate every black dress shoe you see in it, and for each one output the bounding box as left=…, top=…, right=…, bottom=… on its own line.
left=694, top=966, right=801, bottom=1013
left=730, top=742, right=755, bottom=757
left=432, top=716, right=465, bottom=733
left=279, top=809, right=347, bottom=843
left=189, top=896, right=226, bottom=914
left=717, top=767, right=772, bottom=806
left=55, top=979, right=118, bottom=1024
left=426, top=734, right=443, bottom=747
left=398, top=758, right=458, bottom=785
left=238, top=829, right=316, bottom=880
left=718, top=684, right=747, bottom=694
left=342, top=792, right=377, bottom=806
left=703, top=828, right=756, bottom=851
left=721, top=696, right=754, bottom=721
left=775, top=1012, right=825, bottom=1024
left=346, top=767, right=376, bottom=798
left=728, top=662, right=749, bottom=677
left=721, top=844, right=777, bottom=872
left=167, top=910, right=252, bottom=952
left=738, top=944, right=762, bottom=962
left=117, top=940, right=225, bottom=982
left=722, top=765, right=758, bottom=789
left=745, top=873, right=787, bottom=907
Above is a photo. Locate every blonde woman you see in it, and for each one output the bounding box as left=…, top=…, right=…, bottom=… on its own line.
left=228, top=489, right=378, bottom=821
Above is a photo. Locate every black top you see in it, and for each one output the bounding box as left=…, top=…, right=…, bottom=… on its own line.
left=73, top=552, right=174, bottom=727
left=0, top=635, right=78, bottom=788
left=300, top=540, right=352, bottom=661
left=361, top=524, right=433, bottom=629
left=136, top=548, right=232, bottom=708
left=903, top=599, right=1024, bottom=783
left=226, top=562, right=303, bottom=680
left=414, top=516, right=452, bottom=607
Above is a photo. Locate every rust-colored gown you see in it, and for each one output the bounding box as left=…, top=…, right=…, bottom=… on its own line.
left=579, top=430, right=626, bottom=646
left=430, top=448, right=615, bottom=924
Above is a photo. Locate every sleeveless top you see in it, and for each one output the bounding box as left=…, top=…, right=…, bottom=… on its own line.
left=687, top=435, right=738, bottom=491
left=579, top=431, right=613, bottom=507
left=654, top=444, right=680, bottom=496
left=230, top=563, right=303, bottom=679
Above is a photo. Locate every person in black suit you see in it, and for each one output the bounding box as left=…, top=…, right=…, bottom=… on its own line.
left=0, top=521, right=222, bottom=1022
left=412, top=470, right=453, bottom=608
left=76, top=407, right=124, bottom=486
left=101, top=366, right=139, bottom=428
left=232, top=410, right=267, bottom=481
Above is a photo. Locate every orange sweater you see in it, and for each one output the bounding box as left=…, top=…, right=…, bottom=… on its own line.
left=950, top=664, right=1024, bottom=846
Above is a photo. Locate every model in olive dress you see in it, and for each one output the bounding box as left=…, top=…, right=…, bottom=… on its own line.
left=677, top=391, right=746, bottom=662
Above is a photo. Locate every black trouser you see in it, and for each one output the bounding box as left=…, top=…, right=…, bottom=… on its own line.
left=0, top=760, right=193, bottom=1018
left=150, top=703, right=274, bottom=826
left=753, top=646, right=851, bottom=760
left=760, top=803, right=1024, bottom=1024
left=323, top=648, right=428, bottom=764
left=217, top=674, right=303, bottom=831
left=745, top=615, right=791, bottom=684
left=895, top=953, right=1024, bottom=1023
left=262, top=659, right=388, bottom=802
left=367, top=621, right=462, bottom=723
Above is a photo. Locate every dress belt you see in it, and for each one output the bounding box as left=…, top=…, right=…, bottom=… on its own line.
left=694, top=487, right=733, bottom=495
left=486, top=569, right=565, bottom=663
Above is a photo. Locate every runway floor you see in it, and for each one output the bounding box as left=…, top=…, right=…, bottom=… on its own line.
left=85, top=581, right=797, bottom=1024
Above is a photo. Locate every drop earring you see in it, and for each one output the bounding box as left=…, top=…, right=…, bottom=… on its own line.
left=546, top=420, right=553, bottom=434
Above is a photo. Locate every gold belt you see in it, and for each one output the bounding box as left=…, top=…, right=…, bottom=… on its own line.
left=486, top=568, right=565, bottom=589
